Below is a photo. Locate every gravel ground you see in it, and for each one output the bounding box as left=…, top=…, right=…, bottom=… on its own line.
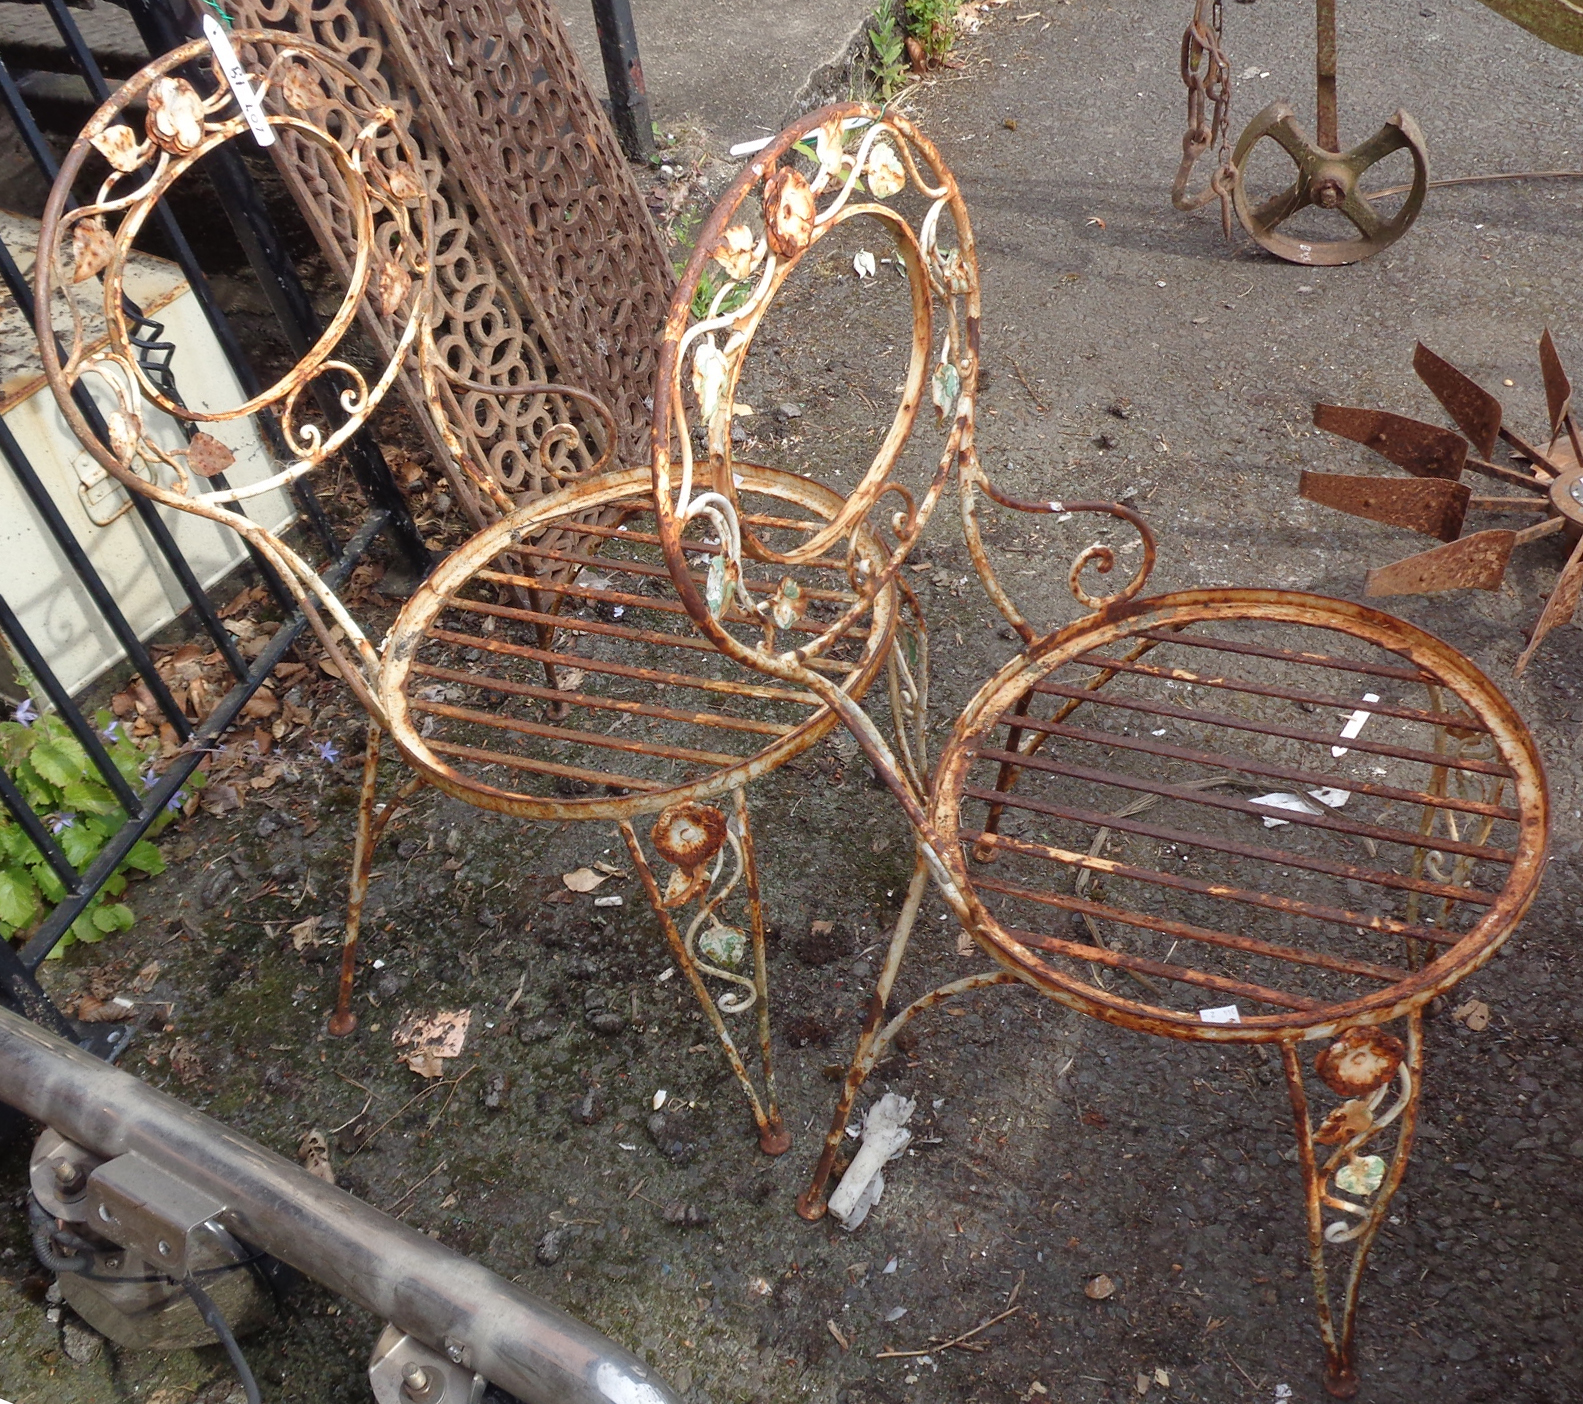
left=2, top=1, right=1581, bottom=1403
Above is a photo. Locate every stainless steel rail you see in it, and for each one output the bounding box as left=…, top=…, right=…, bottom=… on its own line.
left=0, top=1005, right=678, bottom=1404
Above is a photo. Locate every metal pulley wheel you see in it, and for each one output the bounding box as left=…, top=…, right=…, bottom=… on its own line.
left=1230, top=101, right=1429, bottom=265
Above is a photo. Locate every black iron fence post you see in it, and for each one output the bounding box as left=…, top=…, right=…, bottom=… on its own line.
left=591, top=0, right=656, bottom=161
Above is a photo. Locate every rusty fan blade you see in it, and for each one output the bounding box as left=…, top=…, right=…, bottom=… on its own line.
left=1299, top=471, right=1470, bottom=541
left=1313, top=404, right=1468, bottom=479
left=1515, top=532, right=1583, bottom=676
left=1413, top=342, right=1501, bottom=461
left=1364, top=529, right=1516, bottom=596
left=1539, top=329, right=1573, bottom=442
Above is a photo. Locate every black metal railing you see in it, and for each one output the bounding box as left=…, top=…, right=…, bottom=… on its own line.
left=0, top=0, right=427, bottom=1039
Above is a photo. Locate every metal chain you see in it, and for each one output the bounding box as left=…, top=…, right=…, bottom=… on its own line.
left=1172, top=0, right=1237, bottom=235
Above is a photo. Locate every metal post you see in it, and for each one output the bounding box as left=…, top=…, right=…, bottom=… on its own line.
left=1315, top=0, right=1339, bottom=152
left=591, top=0, right=657, bottom=161
left=0, top=1004, right=682, bottom=1404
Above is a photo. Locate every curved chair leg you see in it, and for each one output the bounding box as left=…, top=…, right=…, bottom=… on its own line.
left=1282, top=1012, right=1424, bottom=1398
left=621, top=801, right=788, bottom=1155
left=330, top=728, right=425, bottom=1037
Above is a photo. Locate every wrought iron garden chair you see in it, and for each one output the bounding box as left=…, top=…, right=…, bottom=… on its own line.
left=33, top=33, right=901, bottom=1155
left=653, top=102, right=1550, bottom=1396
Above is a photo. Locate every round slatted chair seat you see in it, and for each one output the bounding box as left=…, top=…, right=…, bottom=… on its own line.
left=381, top=464, right=898, bottom=818
left=931, top=590, right=1548, bottom=1041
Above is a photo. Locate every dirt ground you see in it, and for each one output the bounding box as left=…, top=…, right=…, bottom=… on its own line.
left=3, top=0, right=1582, bottom=1402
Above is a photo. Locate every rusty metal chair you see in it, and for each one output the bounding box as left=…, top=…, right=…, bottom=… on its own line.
left=34, top=35, right=901, bottom=1154
left=652, top=104, right=1550, bottom=1395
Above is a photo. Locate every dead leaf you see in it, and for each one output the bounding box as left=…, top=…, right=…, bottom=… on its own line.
left=202, top=783, right=241, bottom=817
left=826, top=1319, right=850, bottom=1352
left=393, top=1008, right=471, bottom=1078
left=187, top=432, right=236, bottom=478
left=90, top=123, right=145, bottom=173
left=1083, top=1273, right=1116, bottom=1300
left=242, top=687, right=280, bottom=720
left=289, top=915, right=329, bottom=950
left=71, top=218, right=115, bottom=283
left=1136, top=1373, right=1151, bottom=1397
left=129, top=961, right=161, bottom=995
left=591, top=860, right=625, bottom=876
left=1154, top=1370, right=1170, bottom=1388
left=169, top=1039, right=204, bottom=1085
left=319, top=656, right=343, bottom=679
left=956, top=928, right=975, bottom=957
left=562, top=867, right=610, bottom=893
left=298, top=1128, right=335, bottom=1185
left=810, top=919, right=833, bottom=936
left=555, top=668, right=586, bottom=692
left=76, top=994, right=137, bottom=1023
left=1453, top=999, right=1491, bottom=1032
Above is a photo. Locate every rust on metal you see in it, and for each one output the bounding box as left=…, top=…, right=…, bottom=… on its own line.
left=1312, top=405, right=1467, bottom=479
left=227, top=0, right=671, bottom=514
left=1299, top=470, right=1470, bottom=540
left=1313, top=335, right=1583, bottom=669
left=1364, top=528, right=1517, bottom=595
left=1414, top=341, right=1502, bottom=459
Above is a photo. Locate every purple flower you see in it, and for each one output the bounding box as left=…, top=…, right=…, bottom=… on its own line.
left=139, top=765, right=159, bottom=792
left=13, top=699, right=37, bottom=726
left=47, top=812, right=75, bottom=834
left=165, top=791, right=186, bottom=814
left=316, top=740, right=341, bottom=764
left=101, top=720, right=123, bottom=743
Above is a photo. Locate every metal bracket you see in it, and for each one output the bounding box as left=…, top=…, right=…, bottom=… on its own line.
left=369, top=1325, right=486, bottom=1404
left=28, top=1128, right=102, bottom=1221
left=83, top=1150, right=229, bottom=1278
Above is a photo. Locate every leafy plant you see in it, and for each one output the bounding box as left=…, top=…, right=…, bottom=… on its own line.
left=688, top=266, right=752, bottom=321
left=0, top=701, right=200, bottom=955
left=904, top=0, right=958, bottom=65
left=869, top=4, right=907, bottom=98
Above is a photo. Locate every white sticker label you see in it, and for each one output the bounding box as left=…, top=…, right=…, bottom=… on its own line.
left=1332, top=693, right=1380, bottom=758
left=1199, top=1004, right=1242, bottom=1025
left=203, top=15, right=275, bottom=148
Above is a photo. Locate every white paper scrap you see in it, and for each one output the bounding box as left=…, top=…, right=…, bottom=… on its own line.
left=828, top=1093, right=915, bottom=1230
left=1332, top=693, right=1380, bottom=758
left=1199, top=1004, right=1242, bottom=1024
left=1251, top=787, right=1353, bottom=828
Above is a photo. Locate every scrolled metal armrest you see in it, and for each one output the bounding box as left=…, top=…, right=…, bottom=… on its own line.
left=972, top=467, right=1158, bottom=613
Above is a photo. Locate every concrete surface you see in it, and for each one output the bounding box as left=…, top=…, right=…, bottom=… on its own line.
left=555, top=0, right=878, bottom=148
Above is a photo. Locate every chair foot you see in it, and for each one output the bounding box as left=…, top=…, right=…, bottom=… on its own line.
left=328, top=1010, right=358, bottom=1037
left=757, top=1117, right=791, bottom=1157
left=1324, top=1368, right=1360, bottom=1399
left=795, top=1188, right=828, bottom=1222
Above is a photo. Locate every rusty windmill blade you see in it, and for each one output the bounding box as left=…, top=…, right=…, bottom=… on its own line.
left=1299, top=471, right=1470, bottom=540
left=1516, top=531, right=1583, bottom=675
left=1311, top=404, right=1468, bottom=479
left=1539, top=328, right=1572, bottom=442
left=1364, top=529, right=1517, bottom=596
left=1311, top=338, right=1583, bottom=670
left=1413, top=341, right=1501, bottom=460
left=1415, top=339, right=1565, bottom=484
left=1538, top=328, right=1583, bottom=470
